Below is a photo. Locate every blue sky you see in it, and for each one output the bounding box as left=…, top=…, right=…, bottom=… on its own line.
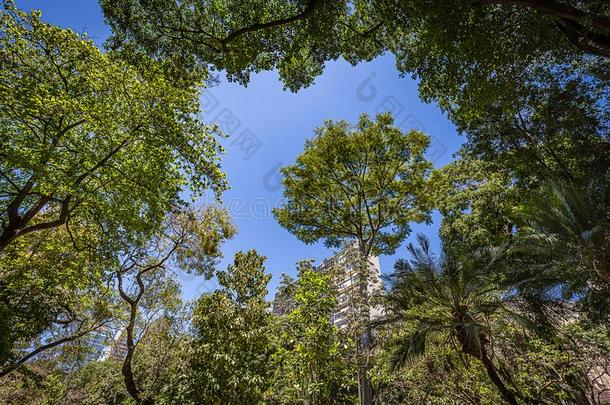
left=16, top=0, right=464, bottom=300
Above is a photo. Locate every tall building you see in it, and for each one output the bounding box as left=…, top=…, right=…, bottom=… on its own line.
left=81, top=323, right=127, bottom=363
left=316, top=242, right=384, bottom=329
left=83, top=327, right=112, bottom=363
left=101, top=327, right=128, bottom=361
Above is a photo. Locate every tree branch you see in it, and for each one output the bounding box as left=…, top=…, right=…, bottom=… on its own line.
left=474, top=0, right=610, bottom=33
left=218, top=0, right=324, bottom=49
left=0, top=319, right=110, bottom=379
left=19, top=196, right=72, bottom=237
left=474, top=0, right=610, bottom=57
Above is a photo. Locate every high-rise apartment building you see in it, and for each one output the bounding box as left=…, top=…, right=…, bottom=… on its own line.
left=316, top=242, right=384, bottom=329
left=81, top=323, right=127, bottom=363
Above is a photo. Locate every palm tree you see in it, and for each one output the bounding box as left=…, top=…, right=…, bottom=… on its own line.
left=378, top=235, right=521, bottom=404
left=515, top=179, right=610, bottom=286
left=510, top=179, right=610, bottom=322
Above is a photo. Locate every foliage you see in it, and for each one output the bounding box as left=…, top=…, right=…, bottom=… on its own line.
left=455, top=70, right=609, bottom=186
left=66, top=360, right=130, bottom=405
left=371, top=338, right=502, bottom=404
left=275, top=112, right=431, bottom=257
left=112, top=206, right=235, bottom=404
left=100, top=0, right=610, bottom=90
left=168, top=250, right=274, bottom=405
left=0, top=362, right=73, bottom=405
left=270, top=266, right=356, bottom=404
left=430, top=156, right=519, bottom=249
left=509, top=178, right=610, bottom=321
left=59, top=295, right=190, bottom=405
left=380, top=235, right=523, bottom=404
left=0, top=224, right=117, bottom=381
left=2, top=1, right=610, bottom=403
left=100, top=0, right=386, bottom=91
left=272, top=273, right=297, bottom=316
left=0, top=1, right=226, bottom=253
left=372, top=318, right=604, bottom=405
left=495, top=323, right=588, bottom=404
left=517, top=179, right=610, bottom=283
left=132, top=314, right=188, bottom=403
left=385, top=1, right=609, bottom=160
left=0, top=221, right=108, bottom=367
left=380, top=233, right=610, bottom=404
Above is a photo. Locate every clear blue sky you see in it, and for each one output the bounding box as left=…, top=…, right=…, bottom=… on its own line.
left=16, top=0, right=464, bottom=300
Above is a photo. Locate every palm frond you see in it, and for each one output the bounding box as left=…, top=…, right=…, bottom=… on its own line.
left=389, top=326, right=429, bottom=371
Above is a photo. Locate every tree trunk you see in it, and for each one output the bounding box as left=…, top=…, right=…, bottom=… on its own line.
left=0, top=226, right=18, bottom=253
left=122, top=302, right=144, bottom=404
left=479, top=345, right=519, bottom=405
left=356, top=247, right=374, bottom=405
left=358, top=336, right=374, bottom=405
left=117, top=269, right=146, bottom=405
left=122, top=348, right=141, bottom=403
left=121, top=311, right=154, bottom=405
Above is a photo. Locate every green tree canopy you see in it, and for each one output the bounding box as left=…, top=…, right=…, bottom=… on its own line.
left=430, top=156, right=520, bottom=249
left=274, top=112, right=431, bottom=258
left=100, top=0, right=386, bottom=91
left=272, top=273, right=297, bottom=316
left=0, top=221, right=114, bottom=376
left=100, top=0, right=610, bottom=191
left=270, top=265, right=356, bottom=404
left=171, top=250, right=274, bottom=405
left=100, top=0, right=610, bottom=90
left=274, top=112, right=430, bottom=404
left=0, top=2, right=226, bottom=253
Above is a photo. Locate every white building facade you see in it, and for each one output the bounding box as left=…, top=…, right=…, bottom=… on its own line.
left=316, top=243, right=384, bottom=329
